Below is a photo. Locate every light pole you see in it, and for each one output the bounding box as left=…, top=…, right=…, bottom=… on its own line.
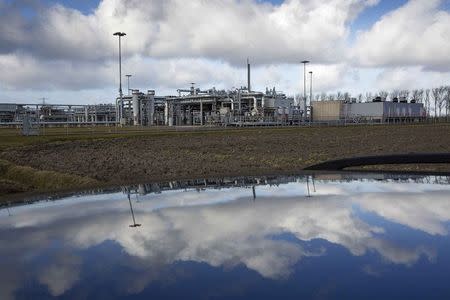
left=309, top=71, right=313, bottom=105
left=301, top=60, right=310, bottom=122
left=126, top=74, right=132, bottom=95
left=113, top=31, right=126, bottom=125
left=309, top=71, right=313, bottom=124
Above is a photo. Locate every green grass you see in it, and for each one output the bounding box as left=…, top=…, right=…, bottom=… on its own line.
left=0, top=159, right=99, bottom=199
left=1, top=123, right=439, bottom=151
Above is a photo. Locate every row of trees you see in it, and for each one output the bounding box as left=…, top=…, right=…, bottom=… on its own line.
left=298, top=86, right=450, bottom=117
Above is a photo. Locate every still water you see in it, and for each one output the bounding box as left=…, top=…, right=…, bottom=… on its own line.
left=1, top=174, right=450, bottom=299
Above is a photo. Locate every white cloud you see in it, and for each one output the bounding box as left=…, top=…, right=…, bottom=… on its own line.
left=0, top=0, right=378, bottom=64
left=2, top=0, right=450, bottom=103
left=38, top=253, right=82, bottom=296
left=352, top=0, right=450, bottom=70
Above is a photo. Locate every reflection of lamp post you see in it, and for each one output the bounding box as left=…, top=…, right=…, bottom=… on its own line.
left=301, top=60, right=310, bottom=121
left=306, top=176, right=311, bottom=197
left=252, top=185, right=256, bottom=201
left=312, top=175, right=316, bottom=192
left=127, top=192, right=141, bottom=227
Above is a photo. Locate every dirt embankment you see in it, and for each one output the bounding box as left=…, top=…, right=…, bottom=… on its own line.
left=1, top=124, right=450, bottom=199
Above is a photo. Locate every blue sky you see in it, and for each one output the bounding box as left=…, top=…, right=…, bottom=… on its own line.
left=1, top=0, right=450, bottom=104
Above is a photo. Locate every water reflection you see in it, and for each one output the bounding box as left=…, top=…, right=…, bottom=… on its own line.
left=1, top=174, right=450, bottom=299
left=126, top=190, right=141, bottom=228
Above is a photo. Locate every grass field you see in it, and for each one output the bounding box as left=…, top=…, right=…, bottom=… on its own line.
left=1, top=123, right=450, bottom=202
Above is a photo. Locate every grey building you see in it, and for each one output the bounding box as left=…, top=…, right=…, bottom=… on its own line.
left=311, top=100, right=425, bottom=123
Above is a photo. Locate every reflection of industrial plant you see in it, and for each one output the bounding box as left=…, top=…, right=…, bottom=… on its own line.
left=1, top=173, right=449, bottom=209
left=120, top=173, right=450, bottom=198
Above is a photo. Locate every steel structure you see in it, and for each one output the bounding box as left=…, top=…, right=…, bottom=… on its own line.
left=0, top=103, right=116, bottom=126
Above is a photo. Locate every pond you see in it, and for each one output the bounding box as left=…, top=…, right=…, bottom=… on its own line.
left=1, top=173, right=450, bottom=299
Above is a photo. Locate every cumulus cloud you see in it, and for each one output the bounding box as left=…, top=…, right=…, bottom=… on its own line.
left=0, top=0, right=378, bottom=64
left=0, top=0, right=382, bottom=96
left=2, top=0, right=450, bottom=106
left=352, top=0, right=450, bottom=70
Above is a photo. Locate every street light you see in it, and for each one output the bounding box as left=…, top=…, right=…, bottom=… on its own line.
left=126, top=74, right=132, bottom=95
left=113, top=32, right=126, bottom=124
left=301, top=60, right=310, bottom=121
left=309, top=71, right=313, bottom=106
left=309, top=71, right=313, bottom=124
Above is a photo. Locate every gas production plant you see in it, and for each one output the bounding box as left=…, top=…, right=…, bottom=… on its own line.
left=1, top=61, right=426, bottom=127
left=0, top=62, right=297, bottom=127
left=116, top=85, right=296, bottom=126
left=115, top=62, right=296, bottom=126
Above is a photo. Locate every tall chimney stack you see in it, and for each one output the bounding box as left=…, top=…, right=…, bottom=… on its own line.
left=247, top=58, right=251, bottom=93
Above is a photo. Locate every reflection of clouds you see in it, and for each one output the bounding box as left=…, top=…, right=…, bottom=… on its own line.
left=366, top=239, right=435, bottom=266
left=355, top=191, right=450, bottom=235
left=0, top=179, right=449, bottom=297
left=38, top=252, right=82, bottom=296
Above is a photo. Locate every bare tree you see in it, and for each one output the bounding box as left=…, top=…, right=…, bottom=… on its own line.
left=390, top=89, right=400, bottom=100
left=336, top=91, right=345, bottom=101
left=443, top=86, right=450, bottom=118
left=378, top=90, right=389, bottom=101
left=327, top=93, right=335, bottom=101
left=432, top=87, right=442, bottom=117
left=357, top=93, right=363, bottom=103
left=418, top=89, right=424, bottom=103
left=320, top=92, right=327, bottom=101
left=438, top=86, right=447, bottom=116
left=399, top=90, right=410, bottom=100
left=344, top=92, right=351, bottom=101
left=424, top=89, right=431, bottom=116
left=364, top=92, right=373, bottom=102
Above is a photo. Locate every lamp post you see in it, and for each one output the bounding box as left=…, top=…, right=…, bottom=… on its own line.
left=113, top=32, right=126, bottom=125
left=309, top=71, right=313, bottom=105
left=301, top=60, right=310, bottom=122
left=309, top=71, right=313, bottom=124
left=126, top=74, right=132, bottom=95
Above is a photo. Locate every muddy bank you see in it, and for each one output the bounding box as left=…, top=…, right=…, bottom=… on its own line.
left=1, top=124, right=450, bottom=199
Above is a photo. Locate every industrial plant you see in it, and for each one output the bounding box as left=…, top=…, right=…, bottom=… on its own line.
left=0, top=61, right=426, bottom=128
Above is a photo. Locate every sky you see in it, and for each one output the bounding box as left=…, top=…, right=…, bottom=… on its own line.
left=0, top=0, right=450, bottom=104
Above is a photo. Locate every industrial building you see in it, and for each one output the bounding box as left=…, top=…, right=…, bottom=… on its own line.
left=115, top=59, right=297, bottom=126
left=0, top=103, right=117, bottom=126
left=1, top=59, right=427, bottom=128
left=115, top=84, right=296, bottom=126
left=311, top=98, right=426, bottom=123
